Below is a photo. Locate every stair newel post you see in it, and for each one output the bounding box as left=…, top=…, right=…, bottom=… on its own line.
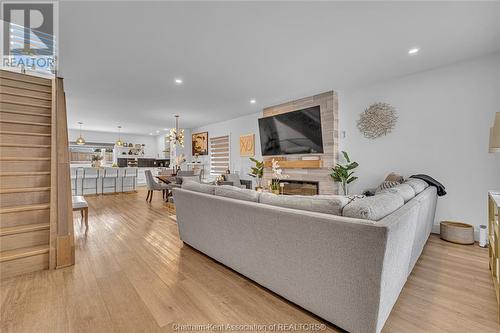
left=50, top=77, right=75, bottom=269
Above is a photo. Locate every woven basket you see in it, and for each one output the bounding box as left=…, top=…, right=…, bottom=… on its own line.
left=440, top=221, right=474, bottom=245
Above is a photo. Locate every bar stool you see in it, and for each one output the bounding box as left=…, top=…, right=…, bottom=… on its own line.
left=122, top=167, right=138, bottom=192
left=70, top=167, right=79, bottom=195
left=81, top=168, right=100, bottom=195
left=102, top=167, right=119, bottom=194
left=72, top=195, right=89, bottom=229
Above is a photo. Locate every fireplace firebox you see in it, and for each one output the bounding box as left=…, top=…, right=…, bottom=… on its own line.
left=275, top=180, right=319, bottom=196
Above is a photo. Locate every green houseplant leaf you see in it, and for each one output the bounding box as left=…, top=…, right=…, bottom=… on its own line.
left=330, top=151, right=359, bottom=195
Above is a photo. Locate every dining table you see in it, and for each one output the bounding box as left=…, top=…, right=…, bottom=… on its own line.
left=155, top=175, right=178, bottom=201
left=156, top=174, right=176, bottom=184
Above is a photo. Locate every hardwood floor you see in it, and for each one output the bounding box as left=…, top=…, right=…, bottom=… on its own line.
left=1, top=189, right=498, bottom=332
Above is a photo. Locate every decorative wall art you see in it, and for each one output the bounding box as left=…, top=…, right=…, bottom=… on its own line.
left=192, top=132, right=208, bottom=155
left=239, top=134, right=255, bottom=157
left=357, top=102, right=398, bottom=139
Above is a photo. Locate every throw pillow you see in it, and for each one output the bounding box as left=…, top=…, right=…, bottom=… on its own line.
left=377, top=183, right=416, bottom=203
left=345, top=194, right=366, bottom=205
left=404, top=178, right=429, bottom=195
left=385, top=172, right=404, bottom=183
left=376, top=180, right=400, bottom=192
left=342, top=193, right=404, bottom=221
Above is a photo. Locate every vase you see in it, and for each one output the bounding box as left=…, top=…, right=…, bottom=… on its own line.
left=272, top=189, right=280, bottom=195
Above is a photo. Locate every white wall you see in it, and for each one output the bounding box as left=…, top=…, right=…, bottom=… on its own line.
left=68, top=129, right=158, bottom=157
left=339, top=53, right=500, bottom=233
left=192, top=113, right=262, bottom=181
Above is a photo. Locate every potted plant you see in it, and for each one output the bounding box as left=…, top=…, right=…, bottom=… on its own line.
left=330, top=151, right=359, bottom=195
left=271, top=159, right=288, bottom=194
left=248, top=157, right=264, bottom=190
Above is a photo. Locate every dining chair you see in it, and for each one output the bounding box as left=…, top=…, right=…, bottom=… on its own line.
left=145, top=170, right=169, bottom=203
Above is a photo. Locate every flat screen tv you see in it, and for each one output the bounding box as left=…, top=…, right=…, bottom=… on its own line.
left=258, top=106, right=324, bottom=156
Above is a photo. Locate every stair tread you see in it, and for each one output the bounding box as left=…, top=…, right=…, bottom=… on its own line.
left=0, top=91, right=51, bottom=101
left=0, top=245, right=49, bottom=262
left=0, top=187, right=51, bottom=194
left=0, top=109, right=51, bottom=117
left=0, top=131, right=51, bottom=136
left=0, top=119, right=51, bottom=126
left=0, top=223, right=50, bottom=236
left=0, top=203, right=50, bottom=214
left=0, top=157, right=50, bottom=161
left=0, top=143, right=51, bottom=148
left=0, top=171, right=51, bottom=176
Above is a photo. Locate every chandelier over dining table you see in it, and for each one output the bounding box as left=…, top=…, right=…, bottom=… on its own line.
left=166, top=114, right=185, bottom=147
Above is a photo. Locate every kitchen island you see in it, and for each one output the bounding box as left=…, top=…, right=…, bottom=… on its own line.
left=70, top=166, right=160, bottom=195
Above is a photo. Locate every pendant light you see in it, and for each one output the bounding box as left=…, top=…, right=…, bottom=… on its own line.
left=116, top=126, right=124, bottom=147
left=76, top=122, right=86, bottom=145
left=166, top=115, right=185, bottom=147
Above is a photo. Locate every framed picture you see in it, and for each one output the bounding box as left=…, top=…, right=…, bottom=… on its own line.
left=239, top=134, right=255, bottom=157
left=192, top=132, right=208, bottom=155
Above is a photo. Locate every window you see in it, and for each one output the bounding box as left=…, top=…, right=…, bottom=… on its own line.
left=210, top=135, right=230, bottom=175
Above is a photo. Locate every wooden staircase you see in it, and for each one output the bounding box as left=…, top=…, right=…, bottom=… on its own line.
left=0, top=70, right=74, bottom=279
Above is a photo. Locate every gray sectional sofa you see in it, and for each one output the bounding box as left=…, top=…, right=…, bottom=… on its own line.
left=173, top=180, right=437, bottom=333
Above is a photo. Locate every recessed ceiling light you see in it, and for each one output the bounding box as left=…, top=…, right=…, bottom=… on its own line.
left=149, top=132, right=153, bottom=135
left=155, top=130, right=160, bottom=134
left=163, top=128, right=168, bottom=131
left=175, top=78, right=183, bottom=84
left=408, top=48, right=420, bottom=55
left=250, top=99, right=256, bottom=104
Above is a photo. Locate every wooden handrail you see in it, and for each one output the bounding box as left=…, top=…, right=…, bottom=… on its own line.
left=50, top=77, right=74, bottom=269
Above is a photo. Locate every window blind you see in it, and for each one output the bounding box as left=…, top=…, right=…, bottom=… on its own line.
left=210, top=135, right=230, bottom=175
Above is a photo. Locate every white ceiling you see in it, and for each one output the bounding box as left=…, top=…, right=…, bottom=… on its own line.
left=60, top=1, right=500, bottom=135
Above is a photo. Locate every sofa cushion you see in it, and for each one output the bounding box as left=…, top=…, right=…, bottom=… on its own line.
left=342, top=193, right=404, bottom=221
left=404, top=178, right=429, bottom=194
left=378, top=183, right=415, bottom=203
left=259, top=193, right=350, bottom=216
left=215, top=185, right=260, bottom=202
left=181, top=180, right=215, bottom=195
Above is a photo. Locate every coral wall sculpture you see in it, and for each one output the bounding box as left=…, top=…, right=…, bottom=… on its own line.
left=357, top=102, right=398, bottom=139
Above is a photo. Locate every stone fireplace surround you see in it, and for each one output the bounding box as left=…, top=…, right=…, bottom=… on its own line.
left=261, top=91, right=339, bottom=195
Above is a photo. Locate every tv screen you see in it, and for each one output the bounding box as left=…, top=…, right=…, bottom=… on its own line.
left=258, top=106, right=324, bottom=156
